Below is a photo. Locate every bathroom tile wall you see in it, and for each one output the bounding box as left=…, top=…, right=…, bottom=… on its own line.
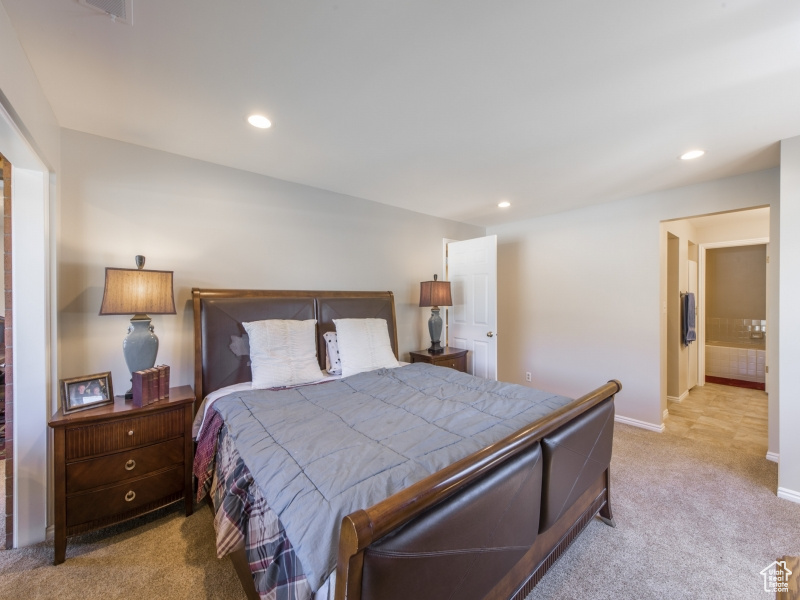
left=705, top=345, right=766, bottom=383
left=705, top=317, right=766, bottom=343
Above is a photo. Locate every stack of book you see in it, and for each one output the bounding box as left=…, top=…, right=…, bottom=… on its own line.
left=131, top=364, right=170, bottom=407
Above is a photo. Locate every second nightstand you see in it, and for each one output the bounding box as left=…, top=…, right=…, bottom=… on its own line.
left=408, top=347, right=468, bottom=373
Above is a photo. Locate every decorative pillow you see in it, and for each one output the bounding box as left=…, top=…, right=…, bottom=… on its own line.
left=242, top=319, right=323, bottom=388
left=333, top=318, right=399, bottom=377
left=322, top=331, right=342, bottom=375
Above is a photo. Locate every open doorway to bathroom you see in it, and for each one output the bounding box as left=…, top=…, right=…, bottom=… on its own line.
left=662, top=207, right=771, bottom=459
left=704, top=244, right=767, bottom=390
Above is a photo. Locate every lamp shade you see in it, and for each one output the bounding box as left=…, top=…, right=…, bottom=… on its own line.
left=419, top=277, right=452, bottom=308
left=99, top=267, right=177, bottom=316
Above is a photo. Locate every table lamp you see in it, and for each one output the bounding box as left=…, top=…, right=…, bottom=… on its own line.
left=419, top=274, right=452, bottom=354
left=100, top=255, right=176, bottom=398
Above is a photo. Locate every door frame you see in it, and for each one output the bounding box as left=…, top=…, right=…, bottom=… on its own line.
left=698, top=237, right=769, bottom=387
left=687, top=259, right=698, bottom=390
left=442, top=238, right=456, bottom=346
left=0, top=99, right=55, bottom=547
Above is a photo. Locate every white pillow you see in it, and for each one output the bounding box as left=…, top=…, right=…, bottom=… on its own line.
left=322, top=331, right=342, bottom=375
left=333, top=318, right=399, bottom=377
left=242, top=319, right=323, bottom=388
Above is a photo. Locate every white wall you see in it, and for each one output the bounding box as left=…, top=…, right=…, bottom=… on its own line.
left=692, top=210, right=770, bottom=243
left=0, top=3, right=59, bottom=170
left=59, top=130, right=484, bottom=394
left=779, top=136, right=800, bottom=502
left=489, top=168, right=779, bottom=432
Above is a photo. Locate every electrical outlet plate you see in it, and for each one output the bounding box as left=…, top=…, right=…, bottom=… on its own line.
left=525, top=372, right=532, bottom=382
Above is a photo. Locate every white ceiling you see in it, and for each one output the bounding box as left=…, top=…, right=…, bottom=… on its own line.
left=3, top=0, right=800, bottom=226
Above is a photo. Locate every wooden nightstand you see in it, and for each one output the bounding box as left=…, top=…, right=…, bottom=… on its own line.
left=49, top=385, right=195, bottom=565
left=409, top=347, right=468, bottom=373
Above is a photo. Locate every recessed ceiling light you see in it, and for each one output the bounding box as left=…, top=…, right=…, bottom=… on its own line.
left=498, top=201, right=511, bottom=208
left=248, top=115, right=272, bottom=129
left=680, top=149, right=705, bottom=160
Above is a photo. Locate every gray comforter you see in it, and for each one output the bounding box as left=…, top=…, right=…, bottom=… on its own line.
left=212, top=362, right=572, bottom=590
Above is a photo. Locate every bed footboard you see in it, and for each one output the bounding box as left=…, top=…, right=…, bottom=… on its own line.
left=335, top=380, right=621, bottom=600
left=362, top=442, right=544, bottom=600
left=539, top=397, right=615, bottom=532
left=494, top=468, right=611, bottom=600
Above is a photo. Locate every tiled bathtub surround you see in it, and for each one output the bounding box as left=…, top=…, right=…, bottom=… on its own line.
left=705, top=344, right=765, bottom=383
left=705, top=317, right=766, bottom=343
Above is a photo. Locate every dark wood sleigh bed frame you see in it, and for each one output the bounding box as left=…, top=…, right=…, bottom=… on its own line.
left=192, top=288, right=621, bottom=600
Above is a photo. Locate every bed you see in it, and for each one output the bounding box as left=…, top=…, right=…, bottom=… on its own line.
left=192, top=288, right=621, bottom=600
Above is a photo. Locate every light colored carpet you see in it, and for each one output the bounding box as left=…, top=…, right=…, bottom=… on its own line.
left=0, top=423, right=797, bottom=599
left=0, top=503, right=246, bottom=600
left=525, top=423, right=800, bottom=600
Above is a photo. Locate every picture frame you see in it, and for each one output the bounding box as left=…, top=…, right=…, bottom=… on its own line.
left=60, top=372, right=114, bottom=414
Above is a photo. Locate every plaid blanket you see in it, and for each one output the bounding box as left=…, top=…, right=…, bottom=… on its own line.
left=195, top=415, right=312, bottom=600
left=194, top=410, right=223, bottom=503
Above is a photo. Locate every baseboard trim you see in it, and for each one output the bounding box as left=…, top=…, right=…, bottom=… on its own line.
left=615, top=415, right=665, bottom=433
left=663, top=408, right=669, bottom=421
left=766, top=452, right=779, bottom=463
left=705, top=375, right=765, bottom=391
left=666, top=390, right=689, bottom=403
left=777, top=487, right=800, bottom=505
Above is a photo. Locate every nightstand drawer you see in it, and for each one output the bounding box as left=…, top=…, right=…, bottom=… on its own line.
left=435, top=356, right=466, bottom=371
left=65, top=407, right=185, bottom=460
left=409, top=347, right=469, bottom=373
left=66, top=466, right=184, bottom=528
left=66, top=437, right=184, bottom=494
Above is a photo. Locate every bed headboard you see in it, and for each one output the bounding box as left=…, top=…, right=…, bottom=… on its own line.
left=192, top=288, right=398, bottom=408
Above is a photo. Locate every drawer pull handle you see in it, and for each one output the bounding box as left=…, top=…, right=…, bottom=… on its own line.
left=125, top=490, right=136, bottom=502
left=128, top=430, right=134, bottom=436
left=125, top=460, right=136, bottom=471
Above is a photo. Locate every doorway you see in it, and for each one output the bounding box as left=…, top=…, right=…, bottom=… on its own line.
left=702, top=243, right=767, bottom=391
left=662, top=207, right=771, bottom=459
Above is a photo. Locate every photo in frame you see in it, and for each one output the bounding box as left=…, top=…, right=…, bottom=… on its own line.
left=60, top=372, right=114, bottom=414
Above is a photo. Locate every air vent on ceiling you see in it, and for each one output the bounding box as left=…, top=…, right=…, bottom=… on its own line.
left=78, top=0, right=132, bottom=25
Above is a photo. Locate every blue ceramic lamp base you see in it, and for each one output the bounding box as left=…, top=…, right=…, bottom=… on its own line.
left=427, top=307, right=444, bottom=354
left=122, top=314, right=159, bottom=398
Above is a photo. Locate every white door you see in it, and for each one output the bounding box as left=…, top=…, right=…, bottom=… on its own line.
left=688, top=259, right=698, bottom=389
left=446, top=235, right=497, bottom=379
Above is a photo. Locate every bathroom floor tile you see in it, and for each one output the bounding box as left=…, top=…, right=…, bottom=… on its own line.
left=666, top=403, right=704, bottom=419
left=665, top=383, right=768, bottom=458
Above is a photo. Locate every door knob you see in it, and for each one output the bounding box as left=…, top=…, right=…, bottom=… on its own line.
left=486, top=332, right=494, bottom=338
